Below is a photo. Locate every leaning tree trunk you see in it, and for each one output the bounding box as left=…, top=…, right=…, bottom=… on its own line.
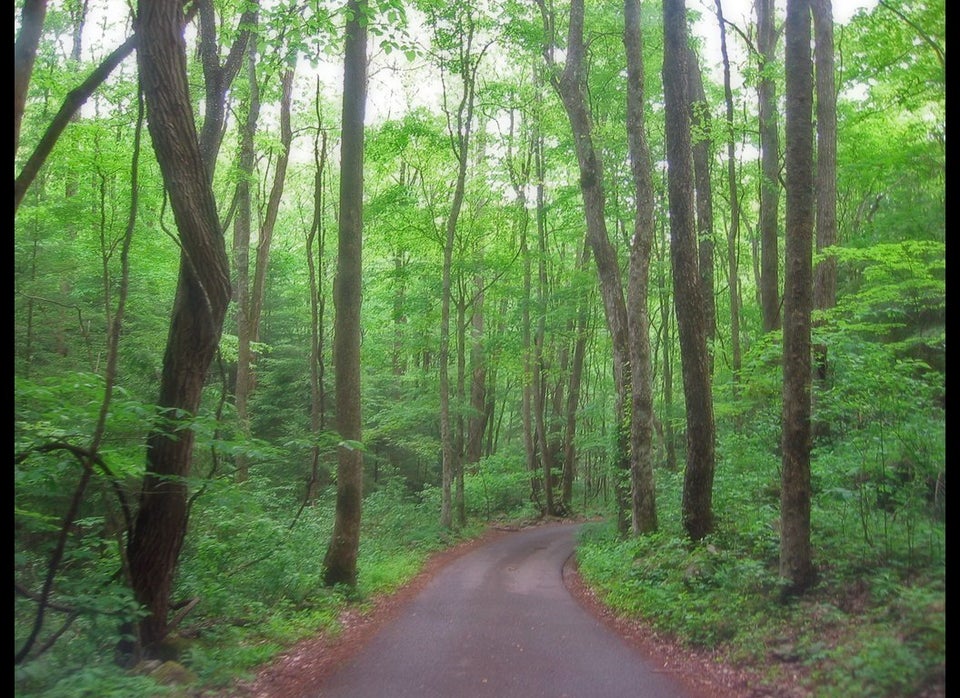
left=126, top=0, right=232, bottom=654
left=780, top=0, right=817, bottom=594
left=663, top=0, right=716, bottom=542
left=323, top=0, right=367, bottom=587
left=537, top=0, right=632, bottom=533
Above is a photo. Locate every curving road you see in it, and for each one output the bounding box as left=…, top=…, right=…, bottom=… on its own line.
left=314, top=522, right=698, bottom=698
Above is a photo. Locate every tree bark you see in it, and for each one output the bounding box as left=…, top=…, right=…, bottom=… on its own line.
left=780, top=0, right=817, bottom=594
left=757, top=0, right=782, bottom=333
left=323, top=0, right=367, bottom=587
left=663, top=0, right=716, bottom=541
left=126, top=0, right=232, bottom=653
left=624, top=0, right=658, bottom=534
left=811, top=0, right=837, bottom=439
left=687, top=41, right=716, bottom=364
left=812, top=0, right=837, bottom=313
left=196, top=0, right=259, bottom=179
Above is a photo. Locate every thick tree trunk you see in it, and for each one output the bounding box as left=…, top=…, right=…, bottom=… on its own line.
left=780, top=0, right=817, bottom=594
left=127, top=0, right=232, bottom=653
left=323, top=0, right=367, bottom=587
left=663, top=0, right=716, bottom=541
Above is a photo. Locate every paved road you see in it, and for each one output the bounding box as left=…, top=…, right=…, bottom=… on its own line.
left=314, top=522, right=697, bottom=698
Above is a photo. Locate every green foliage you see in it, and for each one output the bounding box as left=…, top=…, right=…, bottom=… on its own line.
left=15, top=660, right=175, bottom=698
left=463, top=450, right=536, bottom=520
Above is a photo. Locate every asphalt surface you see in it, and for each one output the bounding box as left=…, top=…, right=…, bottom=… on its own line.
left=313, top=522, right=697, bottom=698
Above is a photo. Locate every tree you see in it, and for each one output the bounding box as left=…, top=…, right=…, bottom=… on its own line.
left=757, top=0, right=782, bottom=333
left=686, top=40, right=716, bottom=365
left=232, top=22, right=261, bottom=484
left=420, top=0, right=490, bottom=529
left=714, top=0, right=743, bottom=386
left=537, top=0, right=633, bottom=532
left=323, top=0, right=368, bottom=587
left=624, top=0, right=658, bottom=534
left=812, top=0, right=837, bottom=313
left=780, top=0, right=817, bottom=593
left=663, top=0, right=716, bottom=541
left=125, top=0, right=232, bottom=654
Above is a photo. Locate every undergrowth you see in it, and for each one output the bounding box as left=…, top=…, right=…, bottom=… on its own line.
left=575, top=388, right=945, bottom=698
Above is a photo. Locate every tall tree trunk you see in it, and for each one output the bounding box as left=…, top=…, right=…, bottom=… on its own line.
left=465, top=278, right=487, bottom=465
left=521, top=199, right=540, bottom=507
left=250, top=65, right=294, bottom=345
left=811, top=0, right=837, bottom=438
left=664, top=0, right=716, bottom=541
left=433, top=2, right=486, bottom=529
left=624, top=0, right=658, bottom=534
left=757, top=0, right=782, bottom=333
left=455, top=294, right=467, bottom=527
left=126, top=0, right=232, bottom=653
left=232, top=34, right=260, bottom=484
left=537, top=0, right=632, bottom=533
left=780, top=0, right=817, bottom=594
left=533, top=165, right=557, bottom=517
left=687, top=41, right=716, bottom=365
left=233, top=63, right=294, bottom=483
left=323, top=0, right=367, bottom=587
left=305, top=102, right=328, bottom=506
left=561, top=235, right=591, bottom=510
left=812, top=0, right=836, bottom=313
left=516, top=124, right=540, bottom=508
left=715, top=0, right=743, bottom=388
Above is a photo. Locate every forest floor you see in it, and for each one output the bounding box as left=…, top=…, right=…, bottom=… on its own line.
left=208, top=519, right=937, bottom=698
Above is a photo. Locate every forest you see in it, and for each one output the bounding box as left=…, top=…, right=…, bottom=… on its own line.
left=14, top=0, right=944, bottom=696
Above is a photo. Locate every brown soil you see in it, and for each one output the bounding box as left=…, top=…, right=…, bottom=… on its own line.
left=204, top=522, right=806, bottom=698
